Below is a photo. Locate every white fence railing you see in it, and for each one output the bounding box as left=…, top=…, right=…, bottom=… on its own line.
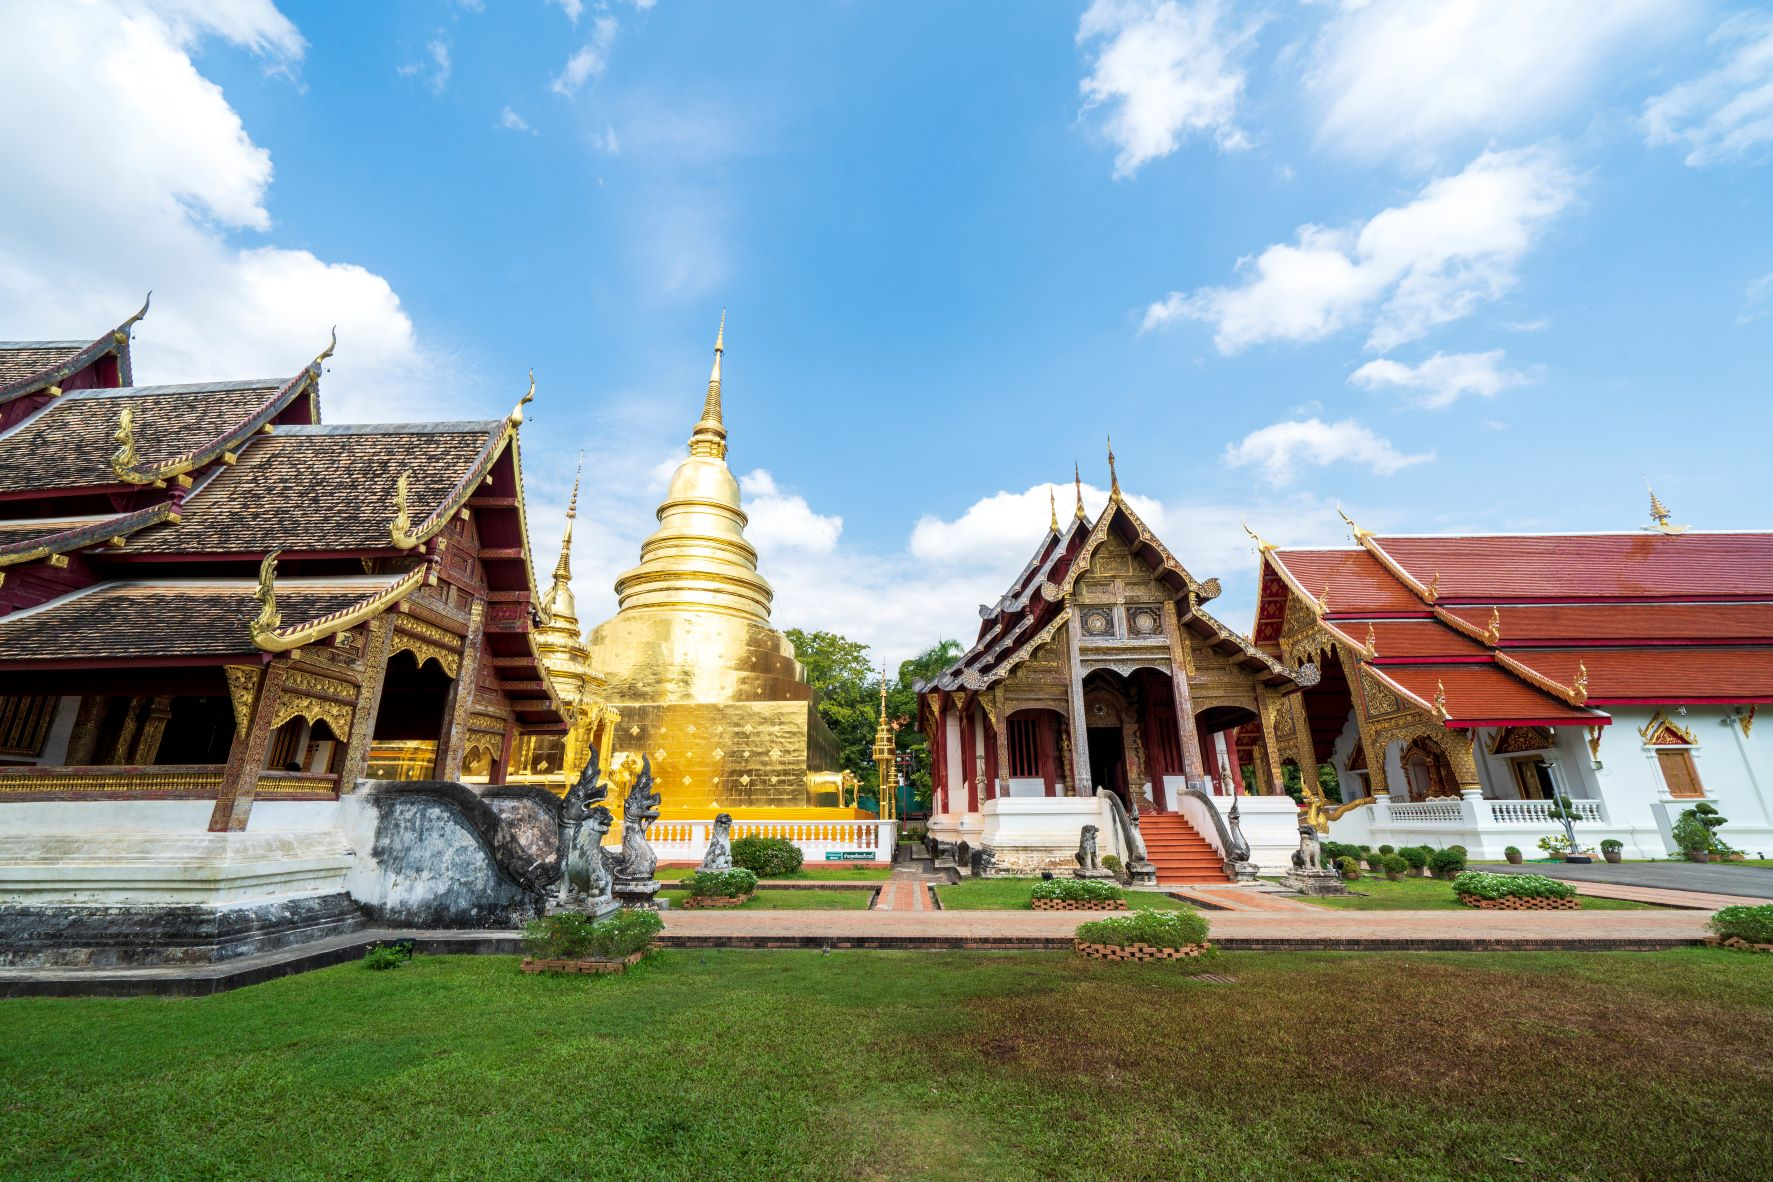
left=1488, top=799, right=1604, bottom=825
left=624, top=819, right=899, bottom=866
left=1385, top=800, right=1464, bottom=823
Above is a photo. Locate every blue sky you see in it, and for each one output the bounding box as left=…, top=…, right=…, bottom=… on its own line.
left=1, top=1, right=1769, bottom=666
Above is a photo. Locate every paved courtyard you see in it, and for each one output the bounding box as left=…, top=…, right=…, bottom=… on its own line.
left=1489, top=860, right=1773, bottom=900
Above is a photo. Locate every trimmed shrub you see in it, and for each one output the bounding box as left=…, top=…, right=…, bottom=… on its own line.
left=1452, top=871, right=1576, bottom=901
left=523, top=909, right=663, bottom=960
left=1075, top=909, right=1209, bottom=949
left=1709, top=904, right=1773, bottom=945
left=1673, top=802, right=1734, bottom=857
left=1600, top=839, right=1624, bottom=854
left=1428, top=848, right=1467, bottom=877
left=1032, top=878, right=1124, bottom=903
left=362, top=941, right=412, bottom=971
left=1378, top=844, right=1396, bottom=856
left=1382, top=854, right=1407, bottom=877
left=1335, top=855, right=1362, bottom=881
left=1399, top=846, right=1429, bottom=870
left=731, top=835, right=804, bottom=878
left=1101, top=854, right=1124, bottom=877
left=1448, top=845, right=1468, bottom=857
left=685, top=868, right=758, bottom=898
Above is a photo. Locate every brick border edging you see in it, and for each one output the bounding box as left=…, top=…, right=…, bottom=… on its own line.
left=1031, top=898, right=1127, bottom=911
left=678, top=894, right=755, bottom=909
left=1459, top=894, right=1581, bottom=910
left=1075, top=940, right=1211, bottom=960
left=519, top=950, right=646, bottom=974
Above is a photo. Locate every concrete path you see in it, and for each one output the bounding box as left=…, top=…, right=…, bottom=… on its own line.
left=1168, top=886, right=1321, bottom=913
left=1489, top=861, right=1773, bottom=901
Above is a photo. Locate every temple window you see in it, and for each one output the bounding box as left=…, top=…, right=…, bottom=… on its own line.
left=0, top=695, right=57, bottom=760
left=1007, top=717, right=1040, bottom=778
left=1644, top=718, right=1704, bottom=798
left=1508, top=756, right=1555, bottom=800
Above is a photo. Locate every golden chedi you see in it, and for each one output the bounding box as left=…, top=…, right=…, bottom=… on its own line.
left=585, top=316, right=842, bottom=814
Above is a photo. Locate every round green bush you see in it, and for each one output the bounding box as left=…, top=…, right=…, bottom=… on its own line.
left=685, top=868, right=758, bottom=898
left=1382, top=854, right=1407, bottom=875
left=1451, top=871, right=1576, bottom=902
left=1709, top=904, right=1773, bottom=945
left=731, top=835, right=804, bottom=877
left=1427, top=848, right=1467, bottom=877
left=1075, top=909, right=1209, bottom=949
left=1503, top=845, right=1521, bottom=857
left=1378, top=844, right=1396, bottom=856
left=522, top=908, right=663, bottom=960
left=1031, top=878, right=1123, bottom=902
left=1399, top=846, right=1428, bottom=870
left=1335, top=855, right=1362, bottom=881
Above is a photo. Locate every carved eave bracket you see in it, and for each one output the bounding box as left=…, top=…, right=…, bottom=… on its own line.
left=251, top=563, right=428, bottom=654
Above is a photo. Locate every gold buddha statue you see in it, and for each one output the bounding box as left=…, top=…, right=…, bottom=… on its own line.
left=584, top=315, right=844, bottom=814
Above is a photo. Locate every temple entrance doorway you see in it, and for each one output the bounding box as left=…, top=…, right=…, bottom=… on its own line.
left=1087, top=726, right=1127, bottom=806
left=366, top=649, right=453, bottom=780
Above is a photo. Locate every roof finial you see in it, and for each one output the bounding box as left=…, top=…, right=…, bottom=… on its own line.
left=1423, top=570, right=1440, bottom=605
left=390, top=468, right=420, bottom=549
left=110, top=405, right=140, bottom=476
left=1337, top=505, right=1373, bottom=544
left=1432, top=680, right=1450, bottom=722
left=249, top=551, right=282, bottom=642
left=114, top=291, right=152, bottom=343
left=1484, top=606, right=1502, bottom=645
left=510, top=369, right=536, bottom=425
left=1572, top=661, right=1589, bottom=704
left=1364, top=621, right=1378, bottom=658
left=1073, top=462, right=1086, bottom=519
left=1048, top=484, right=1059, bottom=533
left=688, top=310, right=729, bottom=459
left=1106, top=434, right=1120, bottom=497
left=1242, top=519, right=1276, bottom=554
left=1644, top=478, right=1688, bottom=535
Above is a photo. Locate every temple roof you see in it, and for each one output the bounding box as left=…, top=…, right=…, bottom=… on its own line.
left=1368, top=531, right=1773, bottom=601
left=0, top=298, right=147, bottom=406
left=0, top=342, right=88, bottom=386
left=0, top=504, right=178, bottom=568
left=118, top=422, right=504, bottom=555
left=1371, top=664, right=1605, bottom=727
left=0, top=574, right=406, bottom=665
left=0, top=377, right=308, bottom=494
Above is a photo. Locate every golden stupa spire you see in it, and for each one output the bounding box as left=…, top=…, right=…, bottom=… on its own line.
left=872, top=661, right=896, bottom=820
left=1073, top=462, right=1086, bottom=519
left=689, top=310, right=727, bottom=459
left=1644, top=480, right=1688, bottom=535
left=1107, top=434, right=1120, bottom=498
left=554, top=453, right=582, bottom=584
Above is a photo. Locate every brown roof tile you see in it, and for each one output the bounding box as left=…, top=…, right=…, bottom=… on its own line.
left=0, top=342, right=86, bottom=386
left=122, top=422, right=502, bottom=554
left=0, top=380, right=286, bottom=493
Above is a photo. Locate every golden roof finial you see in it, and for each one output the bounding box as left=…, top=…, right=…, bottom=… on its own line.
left=1484, top=606, right=1502, bottom=645
left=1315, top=586, right=1331, bottom=617
left=1048, top=485, right=1059, bottom=533
left=1423, top=570, right=1441, bottom=604
left=250, top=551, right=282, bottom=641
left=1337, top=505, right=1373, bottom=544
left=114, top=291, right=152, bottom=344
left=390, top=468, right=421, bottom=549
left=554, top=452, right=582, bottom=585
left=1106, top=434, right=1120, bottom=498
left=1644, top=479, right=1689, bottom=535
left=1573, top=661, right=1589, bottom=704
left=1433, top=680, right=1450, bottom=722
left=510, top=369, right=536, bottom=425
left=1073, top=462, right=1086, bottom=519
left=1242, top=519, right=1276, bottom=554
left=110, top=405, right=140, bottom=475
left=688, top=310, right=729, bottom=459
left=311, top=326, right=337, bottom=372
left=1365, top=621, right=1378, bottom=657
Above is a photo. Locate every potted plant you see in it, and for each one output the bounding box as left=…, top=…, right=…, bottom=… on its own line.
left=1382, top=854, right=1407, bottom=881
left=1336, top=855, right=1362, bottom=881
left=1504, top=845, right=1523, bottom=865
left=1600, top=838, right=1624, bottom=865
left=1428, top=847, right=1467, bottom=879
left=1545, top=791, right=1590, bottom=863
left=1399, top=846, right=1429, bottom=877
left=1672, top=805, right=1727, bottom=863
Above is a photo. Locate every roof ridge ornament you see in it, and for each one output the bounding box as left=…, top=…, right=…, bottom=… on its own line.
left=1048, top=484, right=1058, bottom=533
left=1241, top=519, right=1276, bottom=554
left=1336, top=505, right=1373, bottom=544
left=1572, top=661, right=1589, bottom=704
left=1106, top=434, right=1120, bottom=498
left=1484, top=606, right=1502, bottom=646
left=249, top=551, right=282, bottom=643
left=1423, top=570, right=1440, bottom=604
left=310, top=326, right=337, bottom=373
left=114, top=291, right=152, bottom=344
left=1432, top=679, right=1450, bottom=722
left=389, top=468, right=422, bottom=550
left=1073, top=462, right=1086, bottom=519
left=1644, top=480, right=1688, bottom=535
left=510, top=369, right=536, bottom=425
left=1365, top=621, right=1378, bottom=658
left=110, top=405, right=141, bottom=477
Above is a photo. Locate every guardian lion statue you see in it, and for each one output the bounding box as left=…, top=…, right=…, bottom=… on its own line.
left=1075, top=824, right=1101, bottom=872
left=700, top=812, right=734, bottom=873
left=1290, top=823, right=1323, bottom=872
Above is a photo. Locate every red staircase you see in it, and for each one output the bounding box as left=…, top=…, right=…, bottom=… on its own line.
left=1138, top=813, right=1233, bottom=884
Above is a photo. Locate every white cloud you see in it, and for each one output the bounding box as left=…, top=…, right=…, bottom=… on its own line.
left=1348, top=349, right=1536, bottom=409
left=498, top=106, right=535, bottom=134
left=1146, top=146, right=1577, bottom=353
left=399, top=38, right=451, bottom=95
left=1308, top=0, right=1688, bottom=162
left=552, top=15, right=618, bottom=96
left=1076, top=0, right=1259, bottom=178
left=910, top=481, right=1161, bottom=567
left=549, top=0, right=585, bottom=22
left=740, top=470, right=843, bottom=554
left=1643, top=12, right=1773, bottom=167
left=591, top=123, right=621, bottom=154
left=1223, top=418, right=1432, bottom=486
left=1740, top=270, right=1773, bottom=325
left=0, top=1, right=435, bottom=423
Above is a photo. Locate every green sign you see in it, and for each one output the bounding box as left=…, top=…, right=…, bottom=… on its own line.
left=825, top=851, right=877, bottom=861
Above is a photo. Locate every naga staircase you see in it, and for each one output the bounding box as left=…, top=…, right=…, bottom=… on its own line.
left=1138, top=813, right=1234, bottom=884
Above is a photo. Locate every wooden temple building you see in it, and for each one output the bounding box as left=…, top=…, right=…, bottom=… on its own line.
left=918, top=451, right=1302, bottom=880
left=1250, top=507, right=1773, bottom=859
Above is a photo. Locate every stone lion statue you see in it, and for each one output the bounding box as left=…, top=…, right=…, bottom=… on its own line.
left=1290, top=823, right=1323, bottom=872
left=1075, top=824, right=1101, bottom=872
left=700, top=812, right=734, bottom=872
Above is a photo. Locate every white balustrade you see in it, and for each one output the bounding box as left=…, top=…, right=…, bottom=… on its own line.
left=612, top=818, right=898, bottom=866
left=1384, top=800, right=1464, bottom=824
left=1487, top=799, right=1604, bottom=825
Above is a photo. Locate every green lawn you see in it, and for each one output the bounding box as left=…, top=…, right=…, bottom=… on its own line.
left=4, top=949, right=1770, bottom=1180
left=656, top=864, right=892, bottom=882
left=1293, top=874, right=1659, bottom=911
left=935, top=877, right=1194, bottom=911
left=658, top=887, right=874, bottom=910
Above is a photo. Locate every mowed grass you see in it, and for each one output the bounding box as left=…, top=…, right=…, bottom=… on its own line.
left=4, top=949, right=1770, bottom=1181
left=655, top=864, right=892, bottom=882
left=1297, top=875, right=1660, bottom=911
left=935, top=877, right=1194, bottom=911
left=657, top=887, right=874, bottom=910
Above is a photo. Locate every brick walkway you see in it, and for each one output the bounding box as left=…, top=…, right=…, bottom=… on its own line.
left=1561, top=881, right=1771, bottom=910
left=1169, top=887, right=1320, bottom=912
left=871, top=877, right=933, bottom=911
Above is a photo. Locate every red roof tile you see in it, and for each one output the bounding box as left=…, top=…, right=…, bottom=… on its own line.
left=1375, top=663, right=1603, bottom=726
left=1371, top=533, right=1773, bottom=601
left=1513, top=647, right=1773, bottom=703
left=1442, top=602, right=1773, bottom=645
left=1270, top=548, right=1426, bottom=613
left=1327, top=619, right=1489, bottom=660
